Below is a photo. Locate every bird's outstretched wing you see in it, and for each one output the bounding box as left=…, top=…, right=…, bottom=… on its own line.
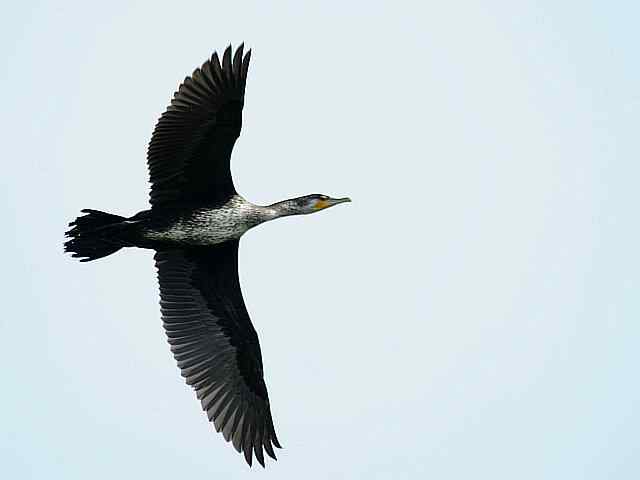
left=147, top=45, right=251, bottom=207
left=155, top=242, right=281, bottom=467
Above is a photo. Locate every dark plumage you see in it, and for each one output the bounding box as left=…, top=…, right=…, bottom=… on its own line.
left=64, top=44, right=350, bottom=467
left=148, top=45, right=250, bottom=207
left=156, top=244, right=280, bottom=465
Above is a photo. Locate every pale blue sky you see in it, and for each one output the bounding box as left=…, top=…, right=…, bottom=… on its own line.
left=2, top=1, right=639, bottom=478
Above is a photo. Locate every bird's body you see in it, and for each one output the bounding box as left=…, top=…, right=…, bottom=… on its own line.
left=64, top=44, right=350, bottom=467
left=140, top=196, right=269, bottom=246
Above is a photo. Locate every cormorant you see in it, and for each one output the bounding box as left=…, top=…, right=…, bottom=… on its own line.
left=64, top=44, right=350, bottom=467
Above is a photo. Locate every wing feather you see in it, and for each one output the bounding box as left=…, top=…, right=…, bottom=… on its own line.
left=147, top=45, right=251, bottom=207
left=155, top=243, right=281, bottom=467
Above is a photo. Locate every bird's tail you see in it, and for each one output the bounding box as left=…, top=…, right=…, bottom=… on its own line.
left=64, top=209, right=130, bottom=262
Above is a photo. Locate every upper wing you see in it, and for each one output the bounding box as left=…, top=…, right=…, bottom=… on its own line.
left=147, top=45, right=251, bottom=207
left=155, top=242, right=281, bottom=467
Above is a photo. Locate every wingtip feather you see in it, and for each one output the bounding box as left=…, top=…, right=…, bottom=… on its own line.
left=233, top=44, right=244, bottom=82
left=223, top=45, right=233, bottom=71
left=241, top=49, right=251, bottom=82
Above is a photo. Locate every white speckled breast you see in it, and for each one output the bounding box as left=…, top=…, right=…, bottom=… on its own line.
left=144, top=195, right=273, bottom=246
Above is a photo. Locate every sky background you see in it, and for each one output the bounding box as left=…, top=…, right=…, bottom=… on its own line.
left=2, top=1, right=639, bottom=478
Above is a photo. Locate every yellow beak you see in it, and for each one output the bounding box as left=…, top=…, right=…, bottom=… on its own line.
left=314, top=197, right=352, bottom=210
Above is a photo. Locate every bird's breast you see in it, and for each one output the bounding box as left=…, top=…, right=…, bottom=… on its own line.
left=142, top=196, right=264, bottom=246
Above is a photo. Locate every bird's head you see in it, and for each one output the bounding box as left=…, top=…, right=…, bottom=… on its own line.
left=273, top=194, right=351, bottom=216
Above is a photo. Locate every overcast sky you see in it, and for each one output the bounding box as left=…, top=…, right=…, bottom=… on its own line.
left=2, top=1, right=639, bottom=478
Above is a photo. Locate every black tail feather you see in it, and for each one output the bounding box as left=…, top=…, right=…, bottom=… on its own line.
left=65, top=209, right=128, bottom=262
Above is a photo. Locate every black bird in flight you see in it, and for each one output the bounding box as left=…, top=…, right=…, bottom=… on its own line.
left=64, top=44, right=350, bottom=467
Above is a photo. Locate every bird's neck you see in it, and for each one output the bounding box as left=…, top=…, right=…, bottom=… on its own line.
left=230, top=196, right=302, bottom=229
left=256, top=199, right=297, bottom=221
